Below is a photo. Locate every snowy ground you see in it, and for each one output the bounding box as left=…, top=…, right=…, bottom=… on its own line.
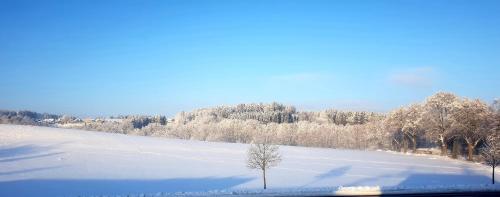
left=0, top=124, right=497, bottom=197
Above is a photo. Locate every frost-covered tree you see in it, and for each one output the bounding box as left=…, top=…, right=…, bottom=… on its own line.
left=452, top=99, right=493, bottom=161
left=492, top=99, right=500, bottom=112
left=482, top=99, right=500, bottom=184
left=386, top=107, right=409, bottom=152
left=363, top=120, right=391, bottom=149
left=492, top=99, right=500, bottom=134
left=403, top=103, right=423, bottom=152
left=247, top=142, right=282, bottom=189
left=422, top=92, right=458, bottom=156
left=481, top=133, right=500, bottom=184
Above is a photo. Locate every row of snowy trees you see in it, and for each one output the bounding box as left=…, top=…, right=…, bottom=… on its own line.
left=386, top=92, right=500, bottom=161
left=68, top=115, right=167, bottom=134
left=2, top=92, right=498, bottom=162
left=164, top=93, right=499, bottom=161
left=155, top=119, right=389, bottom=150
left=174, top=102, right=383, bottom=125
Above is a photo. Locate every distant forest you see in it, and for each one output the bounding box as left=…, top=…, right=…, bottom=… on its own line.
left=0, top=110, right=60, bottom=125
left=1, top=92, right=499, bottom=161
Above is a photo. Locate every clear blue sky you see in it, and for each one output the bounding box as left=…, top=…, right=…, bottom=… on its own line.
left=1, top=0, right=499, bottom=117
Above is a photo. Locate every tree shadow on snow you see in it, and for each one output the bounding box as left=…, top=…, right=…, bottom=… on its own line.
left=347, top=166, right=494, bottom=187
left=0, top=143, right=66, bottom=163
left=0, top=166, right=64, bottom=176
left=0, top=144, right=66, bottom=177
left=0, top=177, right=254, bottom=197
left=302, top=166, right=352, bottom=187
left=396, top=167, right=494, bottom=187
left=347, top=167, right=416, bottom=186
left=0, top=152, right=63, bottom=163
left=396, top=173, right=492, bottom=186
left=316, top=166, right=351, bottom=180
left=0, top=145, right=40, bottom=158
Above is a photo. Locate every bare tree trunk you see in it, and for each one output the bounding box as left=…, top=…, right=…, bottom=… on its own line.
left=467, top=143, right=474, bottom=161
left=393, top=139, right=399, bottom=152
left=452, top=138, right=460, bottom=159
left=439, top=135, right=447, bottom=156
left=412, top=135, right=417, bottom=153
left=403, top=138, right=408, bottom=153
left=356, top=131, right=361, bottom=149
left=335, top=132, right=339, bottom=148
left=263, top=169, right=267, bottom=189
left=493, top=166, right=496, bottom=184
left=441, top=141, right=447, bottom=156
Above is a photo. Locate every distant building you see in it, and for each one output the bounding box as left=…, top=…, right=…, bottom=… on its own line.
left=42, top=118, right=56, bottom=124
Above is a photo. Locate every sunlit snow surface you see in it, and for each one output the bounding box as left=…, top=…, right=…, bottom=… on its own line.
left=0, top=124, right=497, bottom=196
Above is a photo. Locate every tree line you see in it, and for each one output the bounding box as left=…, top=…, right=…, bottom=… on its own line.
left=0, top=110, right=60, bottom=125
left=1, top=92, right=498, bottom=162
left=174, top=102, right=383, bottom=125
left=386, top=92, right=499, bottom=161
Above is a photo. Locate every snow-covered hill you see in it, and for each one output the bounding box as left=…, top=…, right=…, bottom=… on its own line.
left=0, top=124, right=497, bottom=196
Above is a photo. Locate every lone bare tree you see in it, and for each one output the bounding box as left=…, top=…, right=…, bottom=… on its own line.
left=483, top=100, right=500, bottom=184
left=481, top=134, right=500, bottom=184
left=247, top=142, right=282, bottom=189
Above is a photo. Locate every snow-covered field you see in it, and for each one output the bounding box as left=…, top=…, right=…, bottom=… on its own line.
left=0, top=124, right=497, bottom=196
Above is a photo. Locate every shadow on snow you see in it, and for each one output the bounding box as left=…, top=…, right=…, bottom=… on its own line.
left=347, top=165, right=494, bottom=187
left=315, top=166, right=351, bottom=180
left=396, top=173, right=493, bottom=186
left=0, top=177, right=254, bottom=197
left=0, top=142, right=68, bottom=162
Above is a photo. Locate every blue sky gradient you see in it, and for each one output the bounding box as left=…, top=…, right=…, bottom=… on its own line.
left=1, top=0, right=499, bottom=117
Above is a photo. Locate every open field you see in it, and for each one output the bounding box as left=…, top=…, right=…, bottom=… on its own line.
left=0, top=124, right=497, bottom=196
